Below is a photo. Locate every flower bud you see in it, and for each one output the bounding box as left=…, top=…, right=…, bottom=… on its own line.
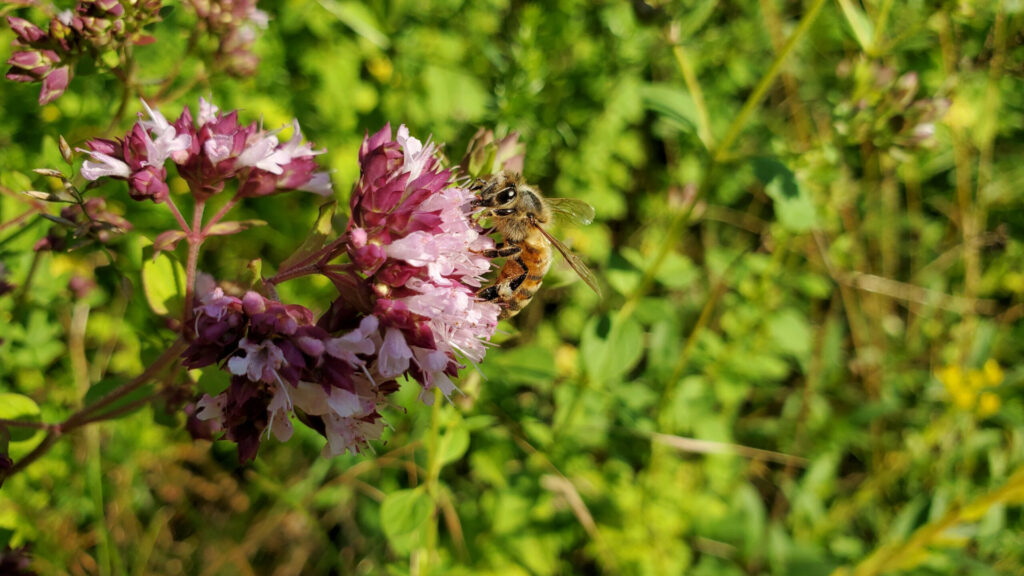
left=128, top=165, right=169, bottom=202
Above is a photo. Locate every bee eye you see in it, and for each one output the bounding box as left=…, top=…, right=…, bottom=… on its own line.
left=497, top=187, right=516, bottom=204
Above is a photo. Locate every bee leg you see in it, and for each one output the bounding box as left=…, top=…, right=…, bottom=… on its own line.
left=477, top=243, right=522, bottom=259
left=477, top=284, right=500, bottom=301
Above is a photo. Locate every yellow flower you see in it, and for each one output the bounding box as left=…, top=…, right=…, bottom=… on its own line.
left=935, top=360, right=1003, bottom=418
left=983, top=359, right=1005, bottom=387
left=977, top=393, right=1001, bottom=418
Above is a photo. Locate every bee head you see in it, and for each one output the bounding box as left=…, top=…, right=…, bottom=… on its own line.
left=471, top=171, right=547, bottom=225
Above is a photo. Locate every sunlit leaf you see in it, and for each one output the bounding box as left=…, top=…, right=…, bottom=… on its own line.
left=380, top=488, right=432, bottom=554
left=0, top=394, right=41, bottom=443
left=142, top=246, right=186, bottom=317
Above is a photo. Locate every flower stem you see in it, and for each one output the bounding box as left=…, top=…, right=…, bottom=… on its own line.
left=1, top=338, right=186, bottom=484
left=416, top=387, right=445, bottom=575
left=712, top=0, right=827, bottom=162
left=63, top=338, right=186, bottom=429
left=0, top=419, right=49, bottom=430
left=183, top=201, right=206, bottom=325
left=200, top=195, right=240, bottom=235
left=163, top=195, right=192, bottom=235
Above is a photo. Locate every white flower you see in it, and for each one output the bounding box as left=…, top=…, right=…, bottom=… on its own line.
left=79, top=150, right=130, bottom=180
left=396, top=124, right=436, bottom=181
left=139, top=100, right=191, bottom=166
left=377, top=327, right=413, bottom=379
left=228, top=338, right=286, bottom=383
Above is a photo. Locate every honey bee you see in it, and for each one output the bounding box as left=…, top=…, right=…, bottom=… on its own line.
left=471, top=170, right=601, bottom=319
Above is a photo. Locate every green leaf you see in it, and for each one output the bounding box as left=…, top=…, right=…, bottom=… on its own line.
left=318, top=0, right=390, bottom=49
left=0, top=393, right=40, bottom=442
left=380, top=488, right=433, bottom=554
left=640, top=83, right=699, bottom=136
left=196, top=367, right=231, bottom=396
left=580, top=314, right=645, bottom=384
left=437, top=426, right=470, bottom=467
left=488, top=346, right=556, bottom=386
left=769, top=308, right=812, bottom=360
left=836, top=0, right=875, bottom=52
left=752, top=157, right=817, bottom=233
left=142, top=247, right=186, bottom=318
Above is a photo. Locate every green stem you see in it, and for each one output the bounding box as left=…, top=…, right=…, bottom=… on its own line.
left=416, top=387, right=445, bottom=575
left=871, top=0, right=895, bottom=52
left=713, top=0, right=827, bottom=163
left=672, top=42, right=714, bottom=150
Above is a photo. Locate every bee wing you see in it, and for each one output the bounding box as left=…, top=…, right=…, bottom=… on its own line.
left=546, top=197, right=596, bottom=226
left=533, top=224, right=603, bottom=298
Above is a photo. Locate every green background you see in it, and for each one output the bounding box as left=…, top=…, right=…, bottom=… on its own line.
left=2, top=0, right=1024, bottom=574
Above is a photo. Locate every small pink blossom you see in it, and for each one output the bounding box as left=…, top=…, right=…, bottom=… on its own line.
left=79, top=149, right=130, bottom=180
left=228, top=337, right=286, bottom=383
left=378, top=327, right=414, bottom=378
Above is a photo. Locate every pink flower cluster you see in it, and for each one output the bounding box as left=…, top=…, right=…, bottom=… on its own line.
left=185, top=282, right=384, bottom=461
left=5, top=0, right=162, bottom=105
left=184, top=0, right=268, bottom=77
left=347, top=125, right=500, bottom=404
left=186, top=125, right=500, bottom=461
left=79, top=98, right=332, bottom=202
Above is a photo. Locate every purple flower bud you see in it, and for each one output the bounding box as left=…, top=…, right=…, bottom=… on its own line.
left=237, top=169, right=278, bottom=197
left=128, top=165, right=169, bottom=202
left=350, top=242, right=387, bottom=274
left=7, top=16, right=47, bottom=43
left=7, top=50, right=49, bottom=74
left=38, top=65, right=70, bottom=104
left=5, top=69, right=36, bottom=83
left=85, top=137, right=121, bottom=157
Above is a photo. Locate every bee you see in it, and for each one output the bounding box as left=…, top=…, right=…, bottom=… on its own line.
left=471, top=170, right=601, bottom=319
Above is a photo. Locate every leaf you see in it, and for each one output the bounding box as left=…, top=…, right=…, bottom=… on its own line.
left=769, top=308, right=812, bottom=360
left=488, top=346, right=556, bottom=386
left=205, top=219, right=268, bottom=237
left=437, top=426, right=470, bottom=467
left=836, top=0, right=875, bottom=52
left=142, top=246, right=187, bottom=317
left=380, top=488, right=433, bottom=554
left=318, top=0, right=390, bottom=48
left=82, top=378, right=155, bottom=420
left=278, top=201, right=336, bottom=273
left=152, top=230, right=187, bottom=256
left=0, top=394, right=41, bottom=442
left=580, top=314, right=645, bottom=384
left=640, top=83, right=699, bottom=136
left=752, top=157, right=817, bottom=233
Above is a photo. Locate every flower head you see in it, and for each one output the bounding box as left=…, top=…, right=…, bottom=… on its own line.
left=79, top=97, right=332, bottom=202
left=346, top=124, right=500, bottom=404
left=183, top=125, right=500, bottom=462
left=186, top=285, right=383, bottom=461
left=183, top=0, right=268, bottom=77
left=5, top=2, right=162, bottom=105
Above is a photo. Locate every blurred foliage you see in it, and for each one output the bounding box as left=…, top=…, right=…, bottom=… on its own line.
left=2, top=0, right=1024, bottom=574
